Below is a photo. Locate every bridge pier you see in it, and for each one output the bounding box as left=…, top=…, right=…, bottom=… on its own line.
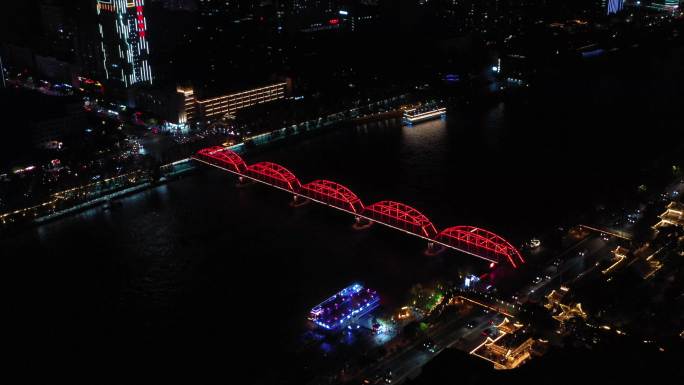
left=425, top=241, right=445, bottom=256
left=290, top=194, right=310, bottom=208
left=352, top=216, right=374, bottom=230
left=235, top=176, right=253, bottom=188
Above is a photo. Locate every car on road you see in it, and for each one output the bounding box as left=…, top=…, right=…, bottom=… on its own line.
left=363, top=370, right=392, bottom=385
left=383, top=370, right=393, bottom=384
left=422, top=339, right=438, bottom=353
left=466, top=321, right=476, bottom=329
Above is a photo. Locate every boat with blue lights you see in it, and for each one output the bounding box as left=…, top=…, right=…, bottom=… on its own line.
left=308, top=283, right=380, bottom=331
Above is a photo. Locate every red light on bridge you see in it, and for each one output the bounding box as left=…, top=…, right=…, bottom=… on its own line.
left=364, top=201, right=438, bottom=239
left=301, top=180, right=364, bottom=214
left=329, top=18, right=339, bottom=25
left=437, top=226, right=524, bottom=268
left=247, top=162, right=301, bottom=191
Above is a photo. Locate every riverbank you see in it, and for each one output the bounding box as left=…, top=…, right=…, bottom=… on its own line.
left=0, top=94, right=416, bottom=234
left=0, top=159, right=196, bottom=235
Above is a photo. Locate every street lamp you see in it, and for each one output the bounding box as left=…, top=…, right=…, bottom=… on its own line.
left=0, top=51, right=6, bottom=88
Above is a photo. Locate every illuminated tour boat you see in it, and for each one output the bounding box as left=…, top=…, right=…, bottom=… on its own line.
left=402, top=105, right=447, bottom=125
left=308, top=283, right=380, bottom=331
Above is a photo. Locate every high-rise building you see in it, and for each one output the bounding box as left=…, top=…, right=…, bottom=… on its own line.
left=33, top=1, right=101, bottom=78
left=96, top=0, right=153, bottom=87
left=39, top=1, right=75, bottom=60
left=197, top=0, right=259, bottom=17
left=0, top=53, right=6, bottom=89
left=607, top=0, right=624, bottom=14
left=160, top=0, right=197, bottom=11
left=292, top=1, right=339, bottom=14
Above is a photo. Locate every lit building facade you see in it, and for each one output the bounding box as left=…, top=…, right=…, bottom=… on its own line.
left=292, top=0, right=339, bottom=14
left=96, top=0, right=153, bottom=87
left=654, top=201, right=684, bottom=229
left=176, top=82, right=287, bottom=125
left=176, top=86, right=197, bottom=125
left=194, top=83, right=286, bottom=122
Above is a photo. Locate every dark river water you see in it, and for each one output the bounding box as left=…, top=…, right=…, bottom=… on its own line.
left=6, top=44, right=684, bottom=384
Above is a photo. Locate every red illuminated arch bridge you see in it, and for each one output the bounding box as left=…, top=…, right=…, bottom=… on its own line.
left=436, top=226, right=525, bottom=268
left=300, top=180, right=365, bottom=214
left=363, top=201, right=438, bottom=239
left=247, top=162, right=301, bottom=191
left=192, top=147, right=525, bottom=268
left=196, top=146, right=247, bottom=173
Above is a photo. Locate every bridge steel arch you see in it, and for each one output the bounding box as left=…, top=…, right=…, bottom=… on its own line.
left=196, top=147, right=247, bottom=173
left=300, top=180, right=365, bottom=214
left=247, top=162, right=301, bottom=191
left=436, top=226, right=524, bottom=268
left=364, top=201, right=438, bottom=238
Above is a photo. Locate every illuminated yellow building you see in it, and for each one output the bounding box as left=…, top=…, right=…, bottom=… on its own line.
left=545, top=286, right=587, bottom=324
left=176, top=86, right=197, bottom=124
left=654, top=201, right=684, bottom=229
left=640, top=259, right=663, bottom=280
left=471, top=335, right=542, bottom=370
left=553, top=303, right=587, bottom=323
left=602, top=246, right=629, bottom=275
left=470, top=315, right=545, bottom=370
left=177, top=82, right=287, bottom=125
left=496, top=318, right=524, bottom=334
left=544, top=286, right=569, bottom=310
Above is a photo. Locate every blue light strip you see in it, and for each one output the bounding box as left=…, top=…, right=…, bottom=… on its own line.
left=607, top=0, right=624, bottom=14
